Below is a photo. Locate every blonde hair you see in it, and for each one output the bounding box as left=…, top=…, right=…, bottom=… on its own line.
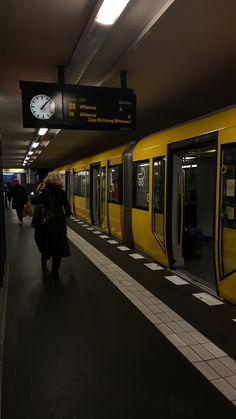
left=44, top=171, right=63, bottom=188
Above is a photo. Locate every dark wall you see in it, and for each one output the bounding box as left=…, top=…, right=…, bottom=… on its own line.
left=0, top=136, right=6, bottom=286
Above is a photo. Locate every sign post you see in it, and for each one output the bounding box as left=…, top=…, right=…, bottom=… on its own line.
left=20, top=81, right=136, bottom=132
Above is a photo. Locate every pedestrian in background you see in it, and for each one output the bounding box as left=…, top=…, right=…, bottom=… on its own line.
left=6, top=182, right=13, bottom=207
left=32, top=171, right=72, bottom=279
left=11, top=179, right=28, bottom=224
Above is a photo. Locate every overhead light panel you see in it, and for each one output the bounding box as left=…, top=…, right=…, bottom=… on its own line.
left=28, top=151, right=33, bottom=155
left=95, top=0, right=130, bottom=25
left=32, top=141, right=40, bottom=148
left=38, top=128, right=48, bottom=136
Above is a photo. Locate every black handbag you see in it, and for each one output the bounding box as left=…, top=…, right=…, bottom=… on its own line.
left=32, top=189, right=55, bottom=234
left=42, top=191, right=56, bottom=235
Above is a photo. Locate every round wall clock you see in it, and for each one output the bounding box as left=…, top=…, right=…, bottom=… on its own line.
left=30, top=94, right=55, bottom=119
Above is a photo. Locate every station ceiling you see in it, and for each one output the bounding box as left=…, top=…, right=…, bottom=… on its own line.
left=1, top=0, right=236, bottom=169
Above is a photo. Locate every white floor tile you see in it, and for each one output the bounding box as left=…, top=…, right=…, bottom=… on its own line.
left=166, top=333, right=187, bottom=348
left=165, top=275, right=188, bottom=285
left=168, top=321, right=186, bottom=334
left=202, top=342, right=227, bottom=358
left=190, top=344, right=215, bottom=361
left=211, top=378, right=236, bottom=401
left=144, top=263, right=164, bottom=270
left=117, top=246, right=130, bottom=251
left=194, top=361, right=220, bottom=380
left=155, top=323, right=173, bottom=336
left=156, top=312, right=172, bottom=323
left=188, top=330, right=209, bottom=344
left=207, top=359, right=233, bottom=378
left=226, top=375, right=236, bottom=389
left=178, top=346, right=201, bottom=363
left=129, top=253, right=144, bottom=259
left=220, top=357, right=236, bottom=375
left=192, top=292, right=224, bottom=306
left=179, top=332, right=198, bottom=346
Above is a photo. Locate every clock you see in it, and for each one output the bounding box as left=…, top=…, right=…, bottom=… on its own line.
left=30, top=94, right=56, bottom=120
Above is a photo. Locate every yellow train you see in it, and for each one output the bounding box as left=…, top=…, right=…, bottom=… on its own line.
left=60, top=106, right=236, bottom=305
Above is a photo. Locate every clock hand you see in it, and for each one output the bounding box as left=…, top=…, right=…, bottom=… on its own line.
left=40, top=99, right=50, bottom=110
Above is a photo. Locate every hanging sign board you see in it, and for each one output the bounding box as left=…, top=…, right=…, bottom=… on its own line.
left=20, top=81, right=136, bottom=132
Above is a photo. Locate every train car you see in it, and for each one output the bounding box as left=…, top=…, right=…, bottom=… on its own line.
left=60, top=143, right=132, bottom=241
left=61, top=106, right=236, bottom=305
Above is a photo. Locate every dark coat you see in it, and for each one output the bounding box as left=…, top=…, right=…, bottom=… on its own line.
left=32, top=184, right=72, bottom=257
left=12, top=184, right=28, bottom=209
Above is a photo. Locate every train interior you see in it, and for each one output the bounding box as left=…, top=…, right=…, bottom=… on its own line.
left=171, top=143, right=216, bottom=288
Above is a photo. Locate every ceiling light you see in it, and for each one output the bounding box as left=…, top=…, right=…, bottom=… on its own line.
left=28, top=151, right=33, bottom=155
left=38, top=128, right=48, bottom=136
left=95, top=0, right=130, bottom=25
left=32, top=142, right=40, bottom=148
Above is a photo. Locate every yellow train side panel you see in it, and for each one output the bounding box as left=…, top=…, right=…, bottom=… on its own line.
left=73, top=196, right=91, bottom=224
left=132, top=208, right=168, bottom=266
left=215, top=126, right=236, bottom=304
left=108, top=203, right=123, bottom=240
left=223, top=228, right=236, bottom=275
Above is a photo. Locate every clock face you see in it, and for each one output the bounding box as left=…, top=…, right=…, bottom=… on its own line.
left=30, top=94, right=56, bottom=119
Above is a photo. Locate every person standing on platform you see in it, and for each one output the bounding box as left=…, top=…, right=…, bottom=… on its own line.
left=32, top=171, right=72, bottom=279
left=6, top=182, right=13, bottom=207
left=11, top=179, right=28, bottom=224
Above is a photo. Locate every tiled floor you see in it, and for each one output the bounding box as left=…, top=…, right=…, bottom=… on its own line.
left=67, top=226, right=236, bottom=405
left=2, top=211, right=236, bottom=418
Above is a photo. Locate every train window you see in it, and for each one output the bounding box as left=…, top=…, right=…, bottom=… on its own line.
left=108, top=165, right=122, bottom=204
left=73, top=171, right=88, bottom=196
left=133, top=160, right=149, bottom=210
left=153, top=157, right=165, bottom=249
left=220, top=144, right=236, bottom=277
left=100, top=167, right=106, bottom=223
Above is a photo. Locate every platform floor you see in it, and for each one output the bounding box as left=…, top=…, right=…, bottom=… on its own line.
left=1, top=209, right=236, bottom=418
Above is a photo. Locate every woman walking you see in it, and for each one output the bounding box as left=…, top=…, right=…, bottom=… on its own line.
left=32, top=171, right=72, bottom=278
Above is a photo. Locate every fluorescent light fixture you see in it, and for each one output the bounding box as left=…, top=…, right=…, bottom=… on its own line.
left=32, top=142, right=40, bottom=148
left=38, top=128, right=48, bottom=136
left=95, top=0, right=130, bottom=25
left=28, top=151, right=33, bottom=155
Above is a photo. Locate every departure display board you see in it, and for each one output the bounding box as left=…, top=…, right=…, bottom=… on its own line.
left=20, top=81, right=136, bottom=131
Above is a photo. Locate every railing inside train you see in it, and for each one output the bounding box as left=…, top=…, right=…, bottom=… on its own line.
left=0, top=135, right=6, bottom=286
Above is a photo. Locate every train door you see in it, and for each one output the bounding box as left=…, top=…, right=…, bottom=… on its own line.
left=217, top=137, right=236, bottom=304
left=169, top=134, right=217, bottom=288
left=90, top=163, right=100, bottom=226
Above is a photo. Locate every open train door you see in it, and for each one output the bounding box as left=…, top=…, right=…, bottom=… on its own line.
left=216, top=129, right=236, bottom=304
left=168, top=134, right=217, bottom=290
